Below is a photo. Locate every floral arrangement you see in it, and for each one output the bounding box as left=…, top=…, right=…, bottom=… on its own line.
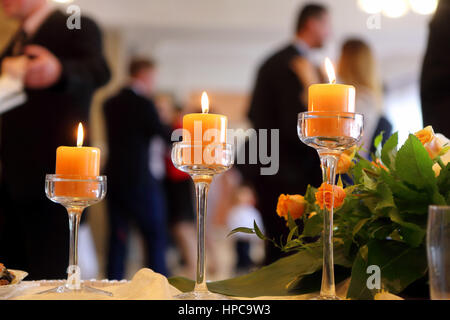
left=230, top=126, right=450, bottom=299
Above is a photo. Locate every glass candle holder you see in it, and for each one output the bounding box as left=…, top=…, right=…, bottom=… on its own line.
left=171, top=142, right=234, bottom=300
left=298, top=111, right=363, bottom=300
left=427, top=205, right=450, bottom=300
left=38, top=174, right=110, bottom=296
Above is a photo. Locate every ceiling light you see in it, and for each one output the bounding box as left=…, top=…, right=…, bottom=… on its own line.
left=409, top=0, right=438, bottom=15
left=357, top=0, right=383, bottom=14
left=382, top=0, right=409, bottom=18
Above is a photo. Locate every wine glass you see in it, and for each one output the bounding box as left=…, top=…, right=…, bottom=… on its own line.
left=298, top=111, right=363, bottom=300
left=38, top=174, right=110, bottom=296
left=171, top=142, right=234, bottom=299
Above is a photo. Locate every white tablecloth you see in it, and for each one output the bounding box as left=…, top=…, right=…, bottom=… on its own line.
left=5, top=268, right=403, bottom=300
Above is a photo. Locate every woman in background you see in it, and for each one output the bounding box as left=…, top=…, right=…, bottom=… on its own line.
left=337, top=39, right=392, bottom=157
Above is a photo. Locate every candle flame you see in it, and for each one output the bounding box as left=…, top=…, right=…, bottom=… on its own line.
left=77, top=123, right=84, bottom=147
left=325, top=57, right=336, bottom=84
left=201, top=91, right=209, bottom=114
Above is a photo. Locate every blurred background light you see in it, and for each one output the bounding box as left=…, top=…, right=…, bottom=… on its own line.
left=357, top=0, right=383, bottom=14
left=52, top=0, right=74, bottom=3
left=382, top=0, right=409, bottom=18
left=409, top=0, right=438, bottom=15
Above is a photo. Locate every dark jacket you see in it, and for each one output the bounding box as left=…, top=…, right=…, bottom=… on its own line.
left=245, top=44, right=321, bottom=193
left=103, top=88, right=171, bottom=194
left=0, top=10, right=111, bottom=200
left=421, top=0, right=450, bottom=137
left=242, top=44, right=322, bottom=264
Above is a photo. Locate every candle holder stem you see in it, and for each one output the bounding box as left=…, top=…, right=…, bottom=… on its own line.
left=318, top=152, right=339, bottom=300
left=194, top=179, right=210, bottom=293
left=67, top=207, right=83, bottom=290
left=171, top=142, right=234, bottom=300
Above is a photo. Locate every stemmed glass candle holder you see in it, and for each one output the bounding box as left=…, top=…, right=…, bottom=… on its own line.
left=172, top=142, right=234, bottom=300
left=39, top=174, right=110, bottom=296
left=298, top=111, right=363, bottom=300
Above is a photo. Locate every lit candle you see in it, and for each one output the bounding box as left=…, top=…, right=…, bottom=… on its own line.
left=182, top=92, right=227, bottom=164
left=56, top=123, right=100, bottom=176
left=55, top=123, right=101, bottom=197
left=308, top=58, right=355, bottom=112
left=306, top=58, right=356, bottom=137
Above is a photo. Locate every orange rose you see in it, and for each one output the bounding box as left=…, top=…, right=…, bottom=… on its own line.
left=414, top=126, right=443, bottom=159
left=337, top=153, right=353, bottom=174
left=276, top=194, right=306, bottom=220
left=315, top=183, right=346, bottom=211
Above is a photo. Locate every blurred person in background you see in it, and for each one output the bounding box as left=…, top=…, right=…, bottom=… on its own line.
left=421, top=0, right=450, bottom=137
left=154, top=93, right=197, bottom=277
left=337, top=38, right=392, bottom=157
left=103, top=58, right=170, bottom=279
left=227, top=181, right=263, bottom=275
left=242, top=3, right=329, bottom=265
left=0, top=0, right=110, bottom=279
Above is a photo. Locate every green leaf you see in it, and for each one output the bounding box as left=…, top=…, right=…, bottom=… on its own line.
left=375, top=183, right=395, bottom=211
left=227, top=227, right=255, bottom=237
left=352, top=218, right=371, bottom=237
left=352, top=158, right=373, bottom=184
left=169, top=245, right=351, bottom=297
left=374, top=132, right=384, bottom=149
left=347, top=246, right=373, bottom=300
left=304, top=184, right=317, bottom=204
left=437, top=163, right=450, bottom=202
left=303, top=213, right=323, bottom=237
left=362, top=170, right=377, bottom=191
left=388, top=208, right=425, bottom=247
left=287, top=212, right=297, bottom=232
left=287, top=226, right=299, bottom=243
left=374, top=132, right=384, bottom=159
left=395, top=134, right=436, bottom=190
left=254, top=220, right=265, bottom=240
left=381, top=132, right=398, bottom=170
left=347, top=240, right=428, bottom=299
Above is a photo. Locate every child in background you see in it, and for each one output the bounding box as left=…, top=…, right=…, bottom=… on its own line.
left=227, top=182, right=264, bottom=274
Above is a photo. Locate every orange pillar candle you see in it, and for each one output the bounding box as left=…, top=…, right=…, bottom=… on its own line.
left=55, top=123, right=101, bottom=197
left=182, top=92, right=227, bottom=165
left=306, top=58, right=356, bottom=137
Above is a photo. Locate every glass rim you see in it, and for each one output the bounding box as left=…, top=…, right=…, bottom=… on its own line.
left=45, top=174, right=107, bottom=182
left=298, top=111, right=363, bottom=120
left=429, top=205, right=450, bottom=210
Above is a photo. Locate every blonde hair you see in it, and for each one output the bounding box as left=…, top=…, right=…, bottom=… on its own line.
left=337, top=39, right=383, bottom=111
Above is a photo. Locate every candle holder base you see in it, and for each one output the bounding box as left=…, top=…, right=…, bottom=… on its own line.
left=309, top=294, right=341, bottom=300
left=175, top=290, right=234, bottom=300
left=37, top=284, right=112, bottom=296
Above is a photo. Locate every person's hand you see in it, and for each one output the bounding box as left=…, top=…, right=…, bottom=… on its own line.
left=1, top=55, right=29, bottom=79
left=23, top=45, right=62, bottom=89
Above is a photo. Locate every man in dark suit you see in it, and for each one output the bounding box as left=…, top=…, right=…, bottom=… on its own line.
left=0, top=0, right=110, bottom=279
left=421, top=0, right=450, bottom=137
left=104, top=58, right=170, bottom=279
left=244, top=4, right=331, bottom=264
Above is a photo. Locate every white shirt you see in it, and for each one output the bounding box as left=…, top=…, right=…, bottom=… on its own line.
left=293, top=38, right=312, bottom=59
